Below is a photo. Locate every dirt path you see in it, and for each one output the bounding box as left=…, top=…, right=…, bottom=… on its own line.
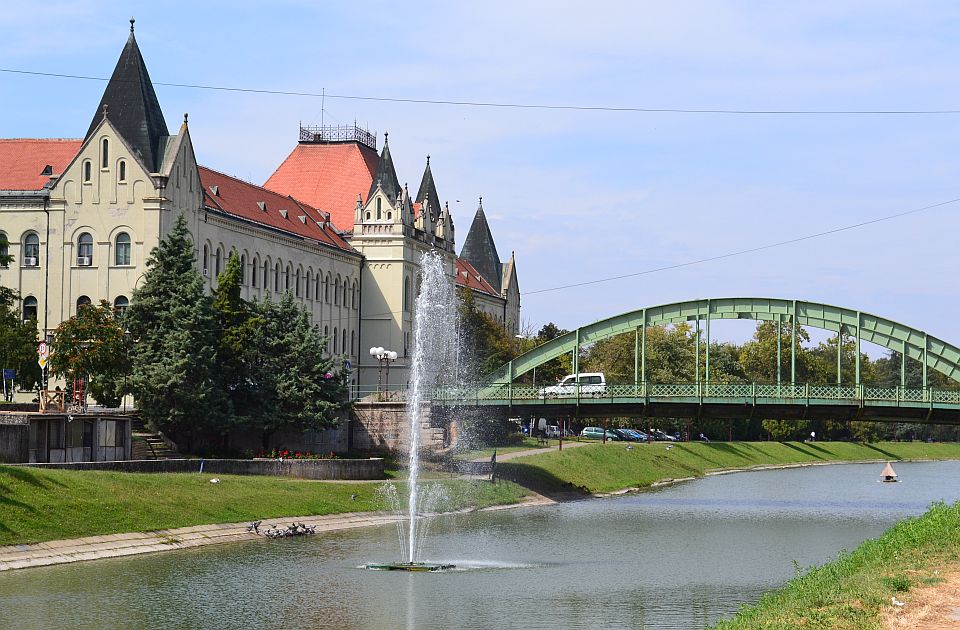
left=882, top=566, right=960, bottom=629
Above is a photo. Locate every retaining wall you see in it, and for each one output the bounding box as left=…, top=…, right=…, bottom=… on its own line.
left=0, top=414, right=29, bottom=463
left=14, top=457, right=385, bottom=480
left=350, top=401, right=446, bottom=452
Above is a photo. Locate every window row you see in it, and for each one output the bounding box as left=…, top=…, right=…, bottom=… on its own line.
left=201, top=245, right=359, bottom=309
left=0, top=231, right=132, bottom=268
left=20, top=295, right=128, bottom=321
left=81, top=139, right=127, bottom=183
left=321, top=325, right=357, bottom=357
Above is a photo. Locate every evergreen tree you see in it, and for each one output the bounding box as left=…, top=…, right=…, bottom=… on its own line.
left=244, top=293, right=347, bottom=449
left=213, top=252, right=260, bottom=428
left=125, top=214, right=225, bottom=448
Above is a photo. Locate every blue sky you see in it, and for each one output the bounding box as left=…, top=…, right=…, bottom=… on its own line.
left=3, top=1, right=960, bottom=351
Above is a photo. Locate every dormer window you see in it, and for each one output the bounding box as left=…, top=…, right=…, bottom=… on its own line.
left=40, top=165, right=53, bottom=177
left=83, top=160, right=92, bottom=183
left=376, top=198, right=382, bottom=220
left=101, top=139, right=109, bottom=169
left=118, top=160, right=126, bottom=182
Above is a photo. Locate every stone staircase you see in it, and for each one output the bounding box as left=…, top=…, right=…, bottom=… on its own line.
left=130, top=417, right=179, bottom=460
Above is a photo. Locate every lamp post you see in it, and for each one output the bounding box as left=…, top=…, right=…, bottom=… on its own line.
left=369, top=347, right=398, bottom=398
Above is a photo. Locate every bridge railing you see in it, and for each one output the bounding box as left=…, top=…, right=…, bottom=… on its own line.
left=427, top=382, right=960, bottom=406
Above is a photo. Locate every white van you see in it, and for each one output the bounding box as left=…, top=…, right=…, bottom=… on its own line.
left=538, top=373, right=607, bottom=398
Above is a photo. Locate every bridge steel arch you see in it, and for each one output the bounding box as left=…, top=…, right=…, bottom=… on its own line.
left=490, top=298, right=960, bottom=387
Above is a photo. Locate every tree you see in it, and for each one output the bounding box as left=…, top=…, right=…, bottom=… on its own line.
left=243, top=293, right=348, bottom=448
left=0, top=232, right=12, bottom=269
left=48, top=300, right=131, bottom=407
left=125, top=214, right=225, bottom=449
left=0, top=287, right=41, bottom=394
left=458, top=289, right=516, bottom=378
left=739, top=321, right=812, bottom=383
left=212, top=252, right=261, bottom=429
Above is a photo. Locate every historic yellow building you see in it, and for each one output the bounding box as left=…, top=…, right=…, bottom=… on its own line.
left=0, top=22, right=520, bottom=393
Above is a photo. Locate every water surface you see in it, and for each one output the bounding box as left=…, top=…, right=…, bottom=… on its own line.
left=2, top=461, right=958, bottom=629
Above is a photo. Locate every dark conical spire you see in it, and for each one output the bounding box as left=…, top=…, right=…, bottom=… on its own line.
left=85, top=20, right=169, bottom=173
left=459, top=197, right=502, bottom=293
left=415, top=154, right=441, bottom=219
left=367, top=132, right=401, bottom=203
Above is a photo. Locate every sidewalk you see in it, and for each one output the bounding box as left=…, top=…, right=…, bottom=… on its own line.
left=471, top=439, right=592, bottom=463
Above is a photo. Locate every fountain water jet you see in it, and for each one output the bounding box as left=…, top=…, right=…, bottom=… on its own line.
left=367, top=252, right=459, bottom=572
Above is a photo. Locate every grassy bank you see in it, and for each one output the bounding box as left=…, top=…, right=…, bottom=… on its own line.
left=0, top=467, right=528, bottom=546
left=713, top=500, right=960, bottom=628
left=497, top=441, right=960, bottom=495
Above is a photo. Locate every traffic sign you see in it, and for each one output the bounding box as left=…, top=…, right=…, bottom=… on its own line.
left=2, top=369, right=14, bottom=380
left=38, top=341, right=48, bottom=360
left=344, top=359, right=352, bottom=371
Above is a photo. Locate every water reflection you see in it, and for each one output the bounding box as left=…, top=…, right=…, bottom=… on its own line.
left=1, top=461, right=959, bottom=629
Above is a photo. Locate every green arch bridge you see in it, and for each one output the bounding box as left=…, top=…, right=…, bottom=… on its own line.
left=434, top=298, right=960, bottom=424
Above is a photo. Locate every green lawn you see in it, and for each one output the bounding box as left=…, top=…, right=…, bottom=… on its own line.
left=0, top=467, right=528, bottom=546
left=713, top=500, right=960, bottom=629
left=497, top=441, right=960, bottom=495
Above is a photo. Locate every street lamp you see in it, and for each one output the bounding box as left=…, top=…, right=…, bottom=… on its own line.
left=369, top=347, right=398, bottom=396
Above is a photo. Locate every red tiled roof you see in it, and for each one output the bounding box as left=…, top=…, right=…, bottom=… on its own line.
left=198, top=166, right=356, bottom=254
left=0, top=139, right=82, bottom=190
left=263, top=142, right=380, bottom=232
left=456, top=257, right=501, bottom=298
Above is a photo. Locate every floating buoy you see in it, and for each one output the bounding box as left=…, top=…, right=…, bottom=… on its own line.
left=880, top=463, right=898, bottom=483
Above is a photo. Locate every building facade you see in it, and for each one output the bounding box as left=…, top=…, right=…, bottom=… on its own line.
left=0, top=23, right=519, bottom=397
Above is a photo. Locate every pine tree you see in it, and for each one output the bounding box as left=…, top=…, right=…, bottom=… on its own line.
left=125, top=214, right=225, bottom=449
left=245, top=293, right=347, bottom=449
left=213, top=252, right=260, bottom=427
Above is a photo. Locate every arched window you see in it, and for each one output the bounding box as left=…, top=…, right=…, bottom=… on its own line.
left=316, top=273, right=322, bottom=299
left=76, top=295, right=92, bottom=311
left=306, top=271, right=312, bottom=299
left=285, top=265, right=291, bottom=292
left=113, top=295, right=129, bottom=315
left=353, top=281, right=359, bottom=309
left=295, top=268, right=301, bottom=297
left=115, top=232, right=131, bottom=266
left=376, top=197, right=382, bottom=220
left=387, top=211, right=392, bottom=221
left=0, top=232, right=8, bottom=267
left=22, top=296, right=38, bottom=321
left=202, top=245, right=209, bottom=275
left=263, top=261, right=269, bottom=290
left=343, top=282, right=348, bottom=307
left=77, top=232, right=93, bottom=266
left=101, top=139, right=109, bottom=168
left=324, top=274, right=330, bottom=303
left=324, top=326, right=329, bottom=352
left=365, top=211, right=371, bottom=221
left=251, top=257, right=259, bottom=288
left=342, top=329, right=347, bottom=356
left=212, top=248, right=221, bottom=276
left=351, top=330, right=356, bottom=356
left=404, top=277, right=411, bottom=312
left=83, top=160, right=92, bottom=183
left=23, top=233, right=39, bottom=266
left=118, top=160, right=126, bottom=182
left=274, top=263, right=281, bottom=292
left=240, top=255, right=246, bottom=284
left=334, top=277, right=341, bottom=305
left=333, top=328, right=339, bottom=354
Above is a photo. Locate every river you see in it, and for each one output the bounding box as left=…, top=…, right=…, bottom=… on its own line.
left=2, top=461, right=959, bottom=629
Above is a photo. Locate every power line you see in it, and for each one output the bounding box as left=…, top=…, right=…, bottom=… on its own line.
left=525, top=196, right=960, bottom=296
left=3, top=67, right=960, bottom=116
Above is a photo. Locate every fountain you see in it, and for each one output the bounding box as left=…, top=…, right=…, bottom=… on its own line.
left=367, top=252, right=459, bottom=572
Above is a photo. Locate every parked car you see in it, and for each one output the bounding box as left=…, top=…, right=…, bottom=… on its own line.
left=613, top=428, right=648, bottom=442
left=623, top=429, right=650, bottom=442
left=648, top=429, right=678, bottom=442
left=580, top=426, right=620, bottom=440
left=539, top=373, right=607, bottom=398
left=545, top=425, right=561, bottom=438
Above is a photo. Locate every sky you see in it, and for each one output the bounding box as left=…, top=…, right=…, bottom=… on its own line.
left=3, top=1, right=960, bottom=353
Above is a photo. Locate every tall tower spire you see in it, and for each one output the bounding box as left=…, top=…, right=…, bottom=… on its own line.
left=459, top=197, right=503, bottom=293
left=366, top=132, right=400, bottom=202
left=85, top=20, right=169, bottom=172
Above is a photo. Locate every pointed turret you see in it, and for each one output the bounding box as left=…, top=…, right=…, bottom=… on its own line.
left=85, top=18, right=169, bottom=173
left=415, top=155, right=441, bottom=223
left=366, top=132, right=400, bottom=203
left=459, top=197, right=502, bottom=293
